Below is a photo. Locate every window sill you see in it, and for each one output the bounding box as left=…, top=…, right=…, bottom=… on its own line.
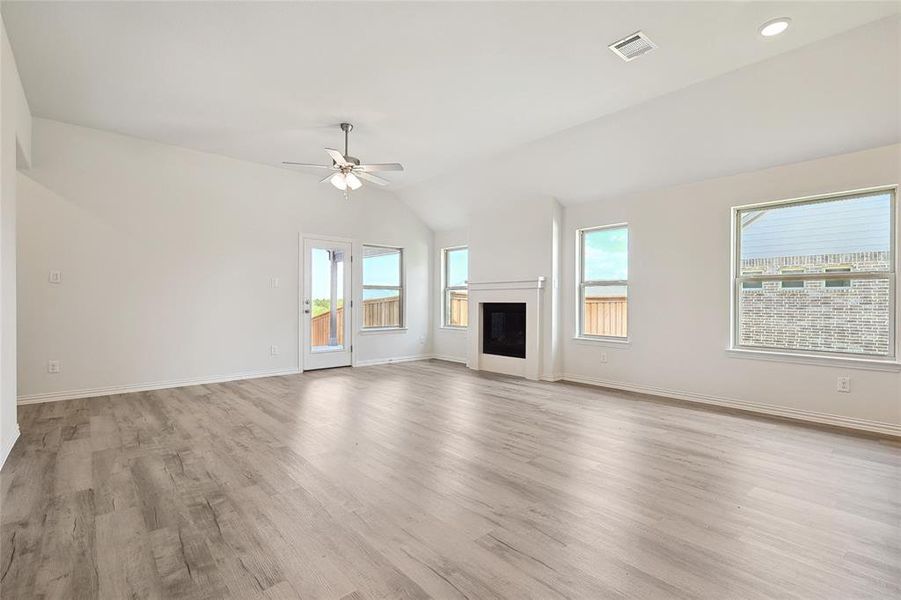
left=359, top=327, right=407, bottom=335
left=571, top=336, right=631, bottom=347
left=726, top=348, right=901, bottom=372
left=439, top=326, right=468, bottom=332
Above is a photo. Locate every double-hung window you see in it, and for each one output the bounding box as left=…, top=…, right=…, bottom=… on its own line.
left=442, top=246, right=469, bottom=328
left=734, top=187, right=896, bottom=359
left=362, top=245, right=404, bottom=329
left=578, top=224, right=629, bottom=339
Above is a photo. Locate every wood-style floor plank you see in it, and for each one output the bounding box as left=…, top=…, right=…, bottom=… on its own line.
left=2, top=360, right=899, bottom=599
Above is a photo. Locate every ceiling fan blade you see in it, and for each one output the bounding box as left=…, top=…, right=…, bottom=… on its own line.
left=319, top=174, right=334, bottom=184
left=282, top=161, right=333, bottom=169
left=356, top=163, right=404, bottom=172
left=324, top=148, right=349, bottom=166
left=355, top=171, right=390, bottom=186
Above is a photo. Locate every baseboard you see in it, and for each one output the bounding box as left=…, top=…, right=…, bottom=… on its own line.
left=17, top=367, right=302, bottom=405
left=540, top=373, right=563, bottom=382
left=562, top=373, right=901, bottom=438
left=0, top=425, right=21, bottom=469
left=354, top=354, right=433, bottom=367
left=430, top=354, right=467, bottom=364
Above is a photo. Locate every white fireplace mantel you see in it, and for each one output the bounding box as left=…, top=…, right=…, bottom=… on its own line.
left=467, top=277, right=545, bottom=380
left=467, top=277, right=546, bottom=292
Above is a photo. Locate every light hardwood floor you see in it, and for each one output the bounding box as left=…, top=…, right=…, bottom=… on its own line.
left=1, top=360, right=899, bottom=599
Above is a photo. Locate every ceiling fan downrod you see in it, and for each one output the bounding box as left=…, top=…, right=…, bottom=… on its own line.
left=340, top=122, right=353, bottom=160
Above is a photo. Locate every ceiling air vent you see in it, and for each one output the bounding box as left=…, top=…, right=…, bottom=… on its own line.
left=609, top=31, right=657, bottom=62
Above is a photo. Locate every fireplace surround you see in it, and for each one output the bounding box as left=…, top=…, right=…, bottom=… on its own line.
left=467, top=277, right=545, bottom=380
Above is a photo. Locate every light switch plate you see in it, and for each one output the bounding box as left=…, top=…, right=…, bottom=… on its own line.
left=49, top=270, right=61, bottom=284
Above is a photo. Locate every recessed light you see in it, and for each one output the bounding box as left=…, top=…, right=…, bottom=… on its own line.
left=759, top=17, right=791, bottom=37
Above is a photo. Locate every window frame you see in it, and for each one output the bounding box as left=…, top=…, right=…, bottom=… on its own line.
left=576, top=223, right=630, bottom=341
left=731, top=185, right=898, bottom=362
left=779, top=266, right=805, bottom=289
left=441, top=245, right=469, bottom=329
left=824, top=265, right=852, bottom=289
left=361, top=244, right=405, bottom=330
left=742, top=268, right=765, bottom=290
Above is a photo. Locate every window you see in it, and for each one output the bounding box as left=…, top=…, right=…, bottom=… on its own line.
left=780, top=266, right=805, bottom=289
left=362, top=245, right=403, bottom=329
left=443, top=246, right=468, bottom=328
left=578, top=224, right=628, bottom=339
left=824, top=265, right=851, bottom=288
left=742, top=268, right=764, bottom=290
left=734, top=188, right=895, bottom=359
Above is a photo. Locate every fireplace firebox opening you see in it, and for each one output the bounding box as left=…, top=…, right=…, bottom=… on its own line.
left=482, top=302, right=526, bottom=359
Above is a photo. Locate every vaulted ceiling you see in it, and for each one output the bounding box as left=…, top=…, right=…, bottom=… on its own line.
left=3, top=2, right=899, bottom=229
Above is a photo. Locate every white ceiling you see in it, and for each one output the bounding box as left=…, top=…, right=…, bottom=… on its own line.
left=398, top=15, right=900, bottom=229
left=3, top=1, right=898, bottom=200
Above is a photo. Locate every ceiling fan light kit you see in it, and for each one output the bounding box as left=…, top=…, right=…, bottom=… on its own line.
left=282, top=122, right=404, bottom=195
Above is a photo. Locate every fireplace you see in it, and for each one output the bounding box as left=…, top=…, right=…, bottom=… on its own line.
left=482, top=302, right=526, bottom=359
left=467, top=277, right=544, bottom=380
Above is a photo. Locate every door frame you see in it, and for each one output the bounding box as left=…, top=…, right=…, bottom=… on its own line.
left=298, top=233, right=355, bottom=371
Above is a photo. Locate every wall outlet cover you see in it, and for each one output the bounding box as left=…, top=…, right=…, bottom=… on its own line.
left=837, top=376, right=851, bottom=393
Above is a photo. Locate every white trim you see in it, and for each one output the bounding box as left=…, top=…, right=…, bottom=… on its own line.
left=17, top=367, right=302, bottom=405
left=726, top=348, right=901, bottom=372
left=540, top=373, right=563, bottom=382
left=571, top=336, right=631, bottom=347
left=431, top=354, right=467, bottom=364
left=467, top=278, right=546, bottom=291
left=562, top=373, right=901, bottom=438
left=357, top=327, right=408, bottom=335
left=354, top=354, right=433, bottom=367
left=1, top=425, right=21, bottom=469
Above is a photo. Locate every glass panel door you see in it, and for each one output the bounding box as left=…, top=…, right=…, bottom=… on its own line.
left=303, top=238, right=352, bottom=370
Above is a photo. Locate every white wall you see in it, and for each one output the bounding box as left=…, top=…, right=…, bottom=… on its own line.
left=563, top=144, right=901, bottom=430
left=405, top=17, right=899, bottom=433
left=1, top=14, right=31, bottom=467
left=431, top=201, right=565, bottom=376
left=17, top=118, right=432, bottom=401
left=432, top=228, right=468, bottom=362
left=465, top=195, right=562, bottom=378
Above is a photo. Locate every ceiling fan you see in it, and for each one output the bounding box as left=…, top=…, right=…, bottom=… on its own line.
left=282, top=123, right=403, bottom=193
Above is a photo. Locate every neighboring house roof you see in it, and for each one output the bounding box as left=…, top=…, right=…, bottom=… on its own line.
left=741, top=192, right=891, bottom=259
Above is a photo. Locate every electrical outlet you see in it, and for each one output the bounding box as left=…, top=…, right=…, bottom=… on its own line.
left=270, top=345, right=279, bottom=356
left=837, top=376, right=851, bottom=393
left=48, top=270, right=61, bottom=284
left=47, top=360, right=60, bottom=374
left=600, top=352, right=608, bottom=364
